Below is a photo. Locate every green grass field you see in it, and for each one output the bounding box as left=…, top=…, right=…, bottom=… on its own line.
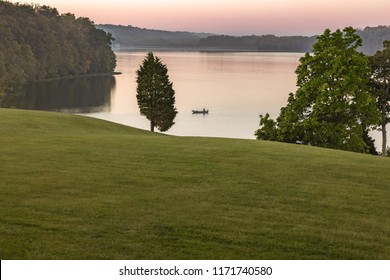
left=0, top=108, right=389, bottom=259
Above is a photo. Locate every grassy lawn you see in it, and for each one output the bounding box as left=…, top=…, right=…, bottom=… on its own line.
left=0, top=108, right=389, bottom=259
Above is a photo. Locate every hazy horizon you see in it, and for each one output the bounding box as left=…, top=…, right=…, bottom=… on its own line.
left=7, top=0, right=390, bottom=36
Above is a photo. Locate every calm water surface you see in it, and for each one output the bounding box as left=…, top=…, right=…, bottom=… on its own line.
left=87, top=51, right=301, bottom=139
left=1, top=51, right=384, bottom=146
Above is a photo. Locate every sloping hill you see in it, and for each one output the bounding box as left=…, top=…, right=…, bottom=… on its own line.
left=0, top=109, right=389, bottom=259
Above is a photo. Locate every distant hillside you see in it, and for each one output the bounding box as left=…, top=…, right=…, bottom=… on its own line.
left=97, top=24, right=212, bottom=49
left=97, top=24, right=316, bottom=52
left=196, top=34, right=316, bottom=52
left=97, top=24, right=390, bottom=54
left=357, top=26, right=390, bottom=54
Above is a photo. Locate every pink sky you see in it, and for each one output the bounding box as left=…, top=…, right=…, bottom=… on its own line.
left=9, top=0, right=390, bottom=35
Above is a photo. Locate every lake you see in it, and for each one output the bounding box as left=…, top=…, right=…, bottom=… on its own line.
left=1, top=51, right=385, bottom=147
left=88, top=51, right=301, bottom=139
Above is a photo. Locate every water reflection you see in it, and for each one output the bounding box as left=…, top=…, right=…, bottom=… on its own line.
left=85, top=51, right=303, bottom=140
left=0, top=51, right=385, bottom=150
left=0, top=76, right=116, bottom=113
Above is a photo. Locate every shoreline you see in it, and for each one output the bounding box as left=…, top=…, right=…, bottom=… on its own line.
left=36, top=72, right=122, bottom=83
left=114, top=46, right=306, bottom=53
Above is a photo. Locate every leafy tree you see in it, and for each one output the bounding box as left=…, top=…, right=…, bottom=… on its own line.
left=256, top=27, right=380, bottom=154
left=136, top=52, right=177, bottom=132
left=369, top=40, right=390, bottom=156
left=254, top=113, right=278, bottom=141
left=0, top=1, right=116, bottom=95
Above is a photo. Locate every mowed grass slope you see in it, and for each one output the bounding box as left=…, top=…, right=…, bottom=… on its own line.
left=0, top=108, right=389, bottom=259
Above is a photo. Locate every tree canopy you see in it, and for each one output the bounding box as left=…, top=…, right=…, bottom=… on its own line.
left=136, top=52, right=177, bottom=132
left=369, top=41, right=390, bottom=156
left=0, top=1, right=116, bottom=95
left=256, top=27, right=380, bottom=154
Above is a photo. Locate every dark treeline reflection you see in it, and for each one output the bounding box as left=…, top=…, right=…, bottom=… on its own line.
left=0, top=76, right=116, bottom=113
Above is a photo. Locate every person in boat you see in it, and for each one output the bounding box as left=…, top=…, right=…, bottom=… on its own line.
left=192, top=108, right=209, bottom=114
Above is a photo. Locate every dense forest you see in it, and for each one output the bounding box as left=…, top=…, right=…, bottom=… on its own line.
left=98, top=24, right=390, bottom=54
left=0, top=1, right=116, bottom=95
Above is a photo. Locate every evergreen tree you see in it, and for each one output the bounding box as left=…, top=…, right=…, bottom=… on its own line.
left=256, top=27, right=380, bottom=154
left=136, top=52, right=177, bottom=132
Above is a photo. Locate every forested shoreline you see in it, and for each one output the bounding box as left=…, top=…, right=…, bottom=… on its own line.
left=0, top=1, right=116, bottom=95
left=98, top=24, right=390, bottom=54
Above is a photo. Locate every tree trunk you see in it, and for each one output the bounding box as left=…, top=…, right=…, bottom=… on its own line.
left=382, top=122, right=387, bottom=156
left=150, top=119, right=155, bottom=132
left=381, top=96, right=388, bottom=156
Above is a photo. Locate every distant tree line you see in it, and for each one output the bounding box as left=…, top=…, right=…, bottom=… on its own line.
left=197, top=35, right=316, bottom=52
left=357, top=26, right=390, bottom=55
left=0, top=1, right=116, bottom=95
left=97, top=24, right=316, bottom=51
left=97, top=24, right=390, bottom=54
left=97, top=24, right=212, bottom=48
left=197, top=27, right=390, bottom=54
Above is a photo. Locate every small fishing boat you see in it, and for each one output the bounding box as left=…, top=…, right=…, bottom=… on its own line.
left=192, top=108, right=209, bottom=114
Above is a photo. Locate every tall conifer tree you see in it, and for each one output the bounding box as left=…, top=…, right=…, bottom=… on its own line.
left=136, top=52, right=177, bottom=132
